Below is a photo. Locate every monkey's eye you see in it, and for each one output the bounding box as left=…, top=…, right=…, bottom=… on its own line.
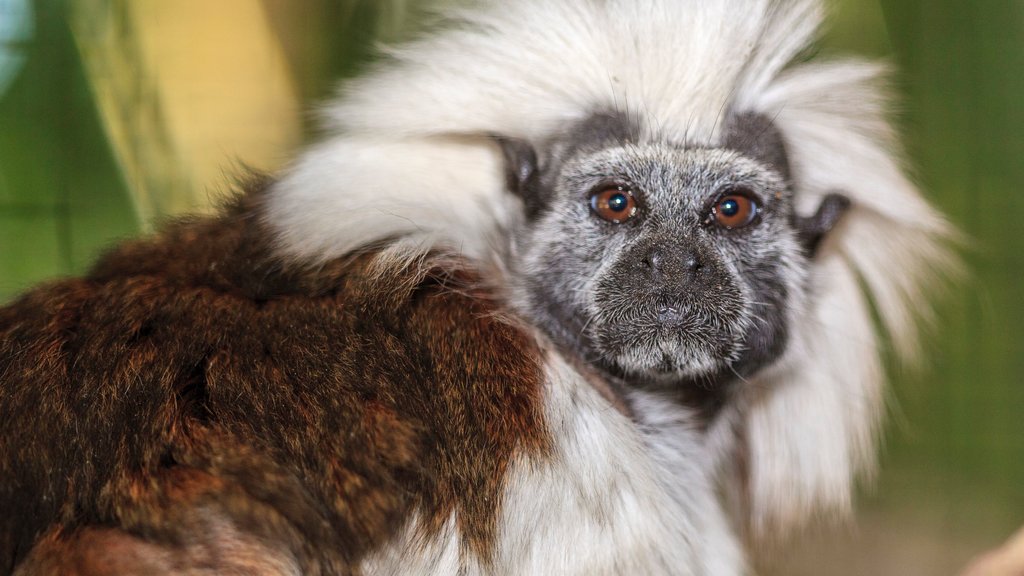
left=590, top=186, right=637, bottom=223
left=712, top=190, right=759, bottom=229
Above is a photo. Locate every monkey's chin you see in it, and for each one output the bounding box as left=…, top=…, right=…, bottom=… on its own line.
left=602, top=340, right=741, bottom=384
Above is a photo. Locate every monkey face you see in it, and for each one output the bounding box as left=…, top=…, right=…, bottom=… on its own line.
left=512, top=144, right=805, bottom=384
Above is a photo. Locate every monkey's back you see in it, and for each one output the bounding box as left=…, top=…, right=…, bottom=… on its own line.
left=0, top=189, right=548, bottom=575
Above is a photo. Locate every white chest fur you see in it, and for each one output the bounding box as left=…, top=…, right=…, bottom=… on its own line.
left=361, top=352, right=744, bottom=576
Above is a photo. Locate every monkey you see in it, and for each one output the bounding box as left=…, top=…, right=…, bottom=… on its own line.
left=0, top=0, right=954, bottom=574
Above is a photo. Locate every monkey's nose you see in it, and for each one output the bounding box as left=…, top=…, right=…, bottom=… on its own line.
left=642, top=247, right=703, bottom=281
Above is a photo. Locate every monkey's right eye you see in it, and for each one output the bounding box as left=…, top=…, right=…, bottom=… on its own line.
left=590, top=186, right=637, bottom=223
left=712, top=190, right=759, bottom=229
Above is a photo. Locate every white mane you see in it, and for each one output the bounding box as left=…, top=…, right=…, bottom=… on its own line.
left=267, top=0, right=954, bottom=540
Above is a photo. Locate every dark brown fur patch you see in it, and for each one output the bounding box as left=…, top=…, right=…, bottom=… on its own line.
left=0, top=182, right=550, bottom=574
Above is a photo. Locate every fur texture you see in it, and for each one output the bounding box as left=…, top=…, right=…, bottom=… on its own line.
left=269, top=0, right=953, bottom=537
left=0, top=0, right=954, bottom=574
left=1, top=191, right=550, bottom=574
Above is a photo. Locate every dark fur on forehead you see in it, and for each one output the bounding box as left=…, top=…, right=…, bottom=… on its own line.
left=496, top=111, right=639, bottom=219
left=554, top=111, right=640, bottom=157
left=723, top=111, right=792, bottom=182
left=723, top=112, right=852, bottom=256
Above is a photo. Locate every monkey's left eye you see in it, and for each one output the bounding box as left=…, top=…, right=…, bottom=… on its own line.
left=712, top=191, right=759, bottom=229
left=590, top=186, right=637, bottom=223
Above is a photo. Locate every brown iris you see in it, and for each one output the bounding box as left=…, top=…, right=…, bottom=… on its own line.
left=590, top=186, right=637, bottom=223
left=713, top=192, right=758, bottom=229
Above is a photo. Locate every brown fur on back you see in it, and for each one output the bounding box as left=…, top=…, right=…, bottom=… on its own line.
left=0, top=184, right=549, bottom=574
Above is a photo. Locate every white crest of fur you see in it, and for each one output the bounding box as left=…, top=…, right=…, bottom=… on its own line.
left=728, top=57, right=955, bottom=536
left=268, top=0, right=954, bottom=541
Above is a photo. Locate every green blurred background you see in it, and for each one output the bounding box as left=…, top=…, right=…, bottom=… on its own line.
left=0, top=1, right=1020, bottom=573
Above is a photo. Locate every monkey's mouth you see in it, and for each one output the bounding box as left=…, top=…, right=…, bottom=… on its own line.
left=591, top=309, right=747, bottom=381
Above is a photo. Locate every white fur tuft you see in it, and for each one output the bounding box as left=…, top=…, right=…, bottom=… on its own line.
left=267, top=0, right=954, bottom=552
left=360, top=352, right=745, bottom=575
left=735, top=57, right=956, bottom=535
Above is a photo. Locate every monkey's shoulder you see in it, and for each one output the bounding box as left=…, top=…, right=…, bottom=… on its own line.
left=0, top=207, right=549, bottom=573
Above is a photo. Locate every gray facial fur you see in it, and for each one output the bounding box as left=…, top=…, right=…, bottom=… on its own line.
left=501, top=112, right=847, bottom=400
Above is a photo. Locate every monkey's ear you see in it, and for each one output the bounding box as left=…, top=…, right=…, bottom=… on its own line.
left=494, top=136, right=544, bottom=218
left=796, top=192, right=851, bottom=256
left=724, top=111, right=792, bottom=182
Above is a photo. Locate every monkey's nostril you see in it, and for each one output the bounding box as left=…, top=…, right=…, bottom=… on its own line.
left=643, top=248, right=667, bottom=274
left=644, top=250, right=663, bottom=273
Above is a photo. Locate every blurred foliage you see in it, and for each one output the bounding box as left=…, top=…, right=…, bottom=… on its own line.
left=879, top=0, right=1024, bottom=541
left=0, top=0, right=137, bottom=296
left=776, top=1, right=1024, bottom=573
left=0, top=0, right=1020, bottom=573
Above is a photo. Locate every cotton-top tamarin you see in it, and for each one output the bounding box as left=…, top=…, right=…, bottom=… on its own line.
left=0, top=1, right=953, bottom=574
